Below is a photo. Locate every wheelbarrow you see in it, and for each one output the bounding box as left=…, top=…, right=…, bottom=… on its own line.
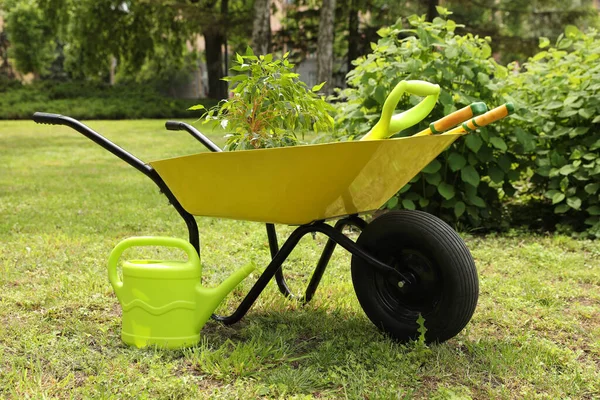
left=32, top=80, right=513, bottom=344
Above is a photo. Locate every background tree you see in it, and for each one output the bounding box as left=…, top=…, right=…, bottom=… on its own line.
left=274, top=0, right=425, bottom=75
left=3, top=0, right=55, bottom=78
left=251, top=0, right=271, bottom=54
left=426, top=0, right=439, bottom=21
left=317, top=0, right=336, bottom=94
left=0, top=29, right=14, bottom=78
left=444, top=0, right=599, bottom=62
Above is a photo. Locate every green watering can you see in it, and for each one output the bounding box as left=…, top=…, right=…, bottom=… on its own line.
left=108, top=236, right=255, bottom=349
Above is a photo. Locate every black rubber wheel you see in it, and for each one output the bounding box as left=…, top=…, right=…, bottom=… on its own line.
left=351, top=210, right=478, bottom=343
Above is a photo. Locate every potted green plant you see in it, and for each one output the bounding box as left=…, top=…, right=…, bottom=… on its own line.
left=190, top=48, right=335, bottom=150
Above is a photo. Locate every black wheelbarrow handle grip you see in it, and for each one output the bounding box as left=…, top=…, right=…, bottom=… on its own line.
left=32, top=112, right=68, bottom=125
left=165, top=120, right=222, bottom=153
left=32, top=111, right=152, bottom=177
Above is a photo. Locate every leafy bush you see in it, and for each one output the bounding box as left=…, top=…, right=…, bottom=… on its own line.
left=335, top=10, right=516, bottom=229
left=503, top=27, right=600, bottom=238
left=194, top=49, right=334, bottom=150
left=0, top=80, right=215, bottom=120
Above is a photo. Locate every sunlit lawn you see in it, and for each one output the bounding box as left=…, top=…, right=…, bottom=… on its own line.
left=1, top=119, right=599, bottom=398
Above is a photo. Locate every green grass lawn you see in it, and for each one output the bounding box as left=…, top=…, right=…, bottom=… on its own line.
left=1, top=119, right=599, bottom=399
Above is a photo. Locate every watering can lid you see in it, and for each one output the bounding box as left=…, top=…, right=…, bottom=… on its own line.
left=122, top=260, right=201, bottom=279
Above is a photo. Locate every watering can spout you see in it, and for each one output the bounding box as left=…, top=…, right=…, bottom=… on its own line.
left=195, top=262, right=256, bottom=323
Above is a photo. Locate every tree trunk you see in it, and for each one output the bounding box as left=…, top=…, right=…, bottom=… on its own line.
left=426, top=0, right=440, bottom=21
left=221, top=0, right=229, bottom=77
left=203, top=0, right=229, bottom=100
left=251, top=0, right=271, bottom=55
left=204, top=29, right=227, bottom=99
left=347, top=0, right=359, bottom=73
left=317, top=0, right=336, bottom=95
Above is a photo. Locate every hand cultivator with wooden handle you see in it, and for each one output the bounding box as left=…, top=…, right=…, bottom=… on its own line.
left=33, top=79, right=513, bottom=348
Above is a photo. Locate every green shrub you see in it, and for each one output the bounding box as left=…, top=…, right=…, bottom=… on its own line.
left=335, top=10, right=516, bottom=229
left=503, top=27, right=600, bottom=238
left=0, top=80, right=216, bottom=120
left=194, top=49, right=334, bottom=150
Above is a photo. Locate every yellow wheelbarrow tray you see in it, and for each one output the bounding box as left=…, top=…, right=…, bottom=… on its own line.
left=149, top=132, right=462, bottom=225
left=32, top=85, right=511, bottom=344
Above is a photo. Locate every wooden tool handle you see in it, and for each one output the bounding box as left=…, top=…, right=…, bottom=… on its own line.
left=414, top=102, right=487, bottom=137
left=442, top=103, right=515, bottom=136
left=462, top=103, right=514, bottom=132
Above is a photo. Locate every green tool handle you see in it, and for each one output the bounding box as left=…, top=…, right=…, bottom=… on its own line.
left=107, top=236, right=200, bottom=292
left=361, top=80, right=440, bottom=141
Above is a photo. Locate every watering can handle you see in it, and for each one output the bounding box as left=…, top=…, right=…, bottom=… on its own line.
left=107, top=237, right=200, bottom=292
left=361, top=80, right=440, bottom=141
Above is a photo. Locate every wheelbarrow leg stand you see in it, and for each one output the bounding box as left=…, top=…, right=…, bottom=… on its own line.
left=213, top=218, right=406, bottom=326
left=267, top=216, right=368, bottom=303
left=302, top=216, right=367, bottom=303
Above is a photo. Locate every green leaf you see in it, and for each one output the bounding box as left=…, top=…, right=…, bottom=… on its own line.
left=188, top=104, right=206, bottom=110
left=498, top=154, right=512, bottom=173
left=588, top=205, right=600, bottom=216
left=422, top=159, right=442, bottom=174
left=579, top=108, right=594, bottom=119
left=515, top=128, right=536, bottom=152
left=552, top=192, right=565, bottom=204
left=465, top=134, right=482, bottom=153
left=447, top=152, right=466, bottom=172
left=555, top=204, right=570, bottom=214
left=539, top=37, right=550, bottom=48
left=461, top=165, right=480, bottom=187
left=419, top=197, right=430, bottom=208
left=467, top=192, right=486, bottom=208
left=445, top=46, right=459, bottom=59
left=377, top=27, right=391, bottom=37
left=488, top=166, right=504, bottom=183
left=312, top=82, right=325, bottom=92
left=438, top=91, right=453, bottom=107
left=560, top=177, right=569, bottom=191
left=402, top=199, right=416, bottom=210
left=424, top=172, right=442, bottom=186
left=454, top=201, right=466, bottom=218
left=585, top=183, right=599, bottom=194
left=559, top=164, right=578, bottom=175
left=477, top=72, right=490, bottom=85
left=565, top=25, right=581, bottom=38
left=438, top=183, right=455, bottom=200
left=566, top=196, right=582, bottom=210
left=236, top=53, right=244, bottom=64
left=387, top=196, right=399, bottom=209
left=546, top=101, right=563, bottom=110
left=227, top=74, right=248, bottom=82
left=489, top=137, right=507, bottom=151
left=544, top=189, right=560, bottom=199
left=373, top=85, right=386, bottom=105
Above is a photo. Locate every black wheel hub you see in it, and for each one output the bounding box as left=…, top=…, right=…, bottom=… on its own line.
left=374, top=248, right=443, bottom=317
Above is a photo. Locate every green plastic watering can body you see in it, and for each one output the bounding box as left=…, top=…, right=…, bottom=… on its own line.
left=108, top=236, right=255, bottom=349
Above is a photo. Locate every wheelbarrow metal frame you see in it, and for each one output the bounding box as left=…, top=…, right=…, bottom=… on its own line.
left=32, top=112, right=409, bottom=325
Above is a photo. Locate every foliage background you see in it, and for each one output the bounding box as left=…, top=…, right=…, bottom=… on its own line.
left=335, top=11, right=516, bottom=230
left=502, top=26, right=600, bottom=238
